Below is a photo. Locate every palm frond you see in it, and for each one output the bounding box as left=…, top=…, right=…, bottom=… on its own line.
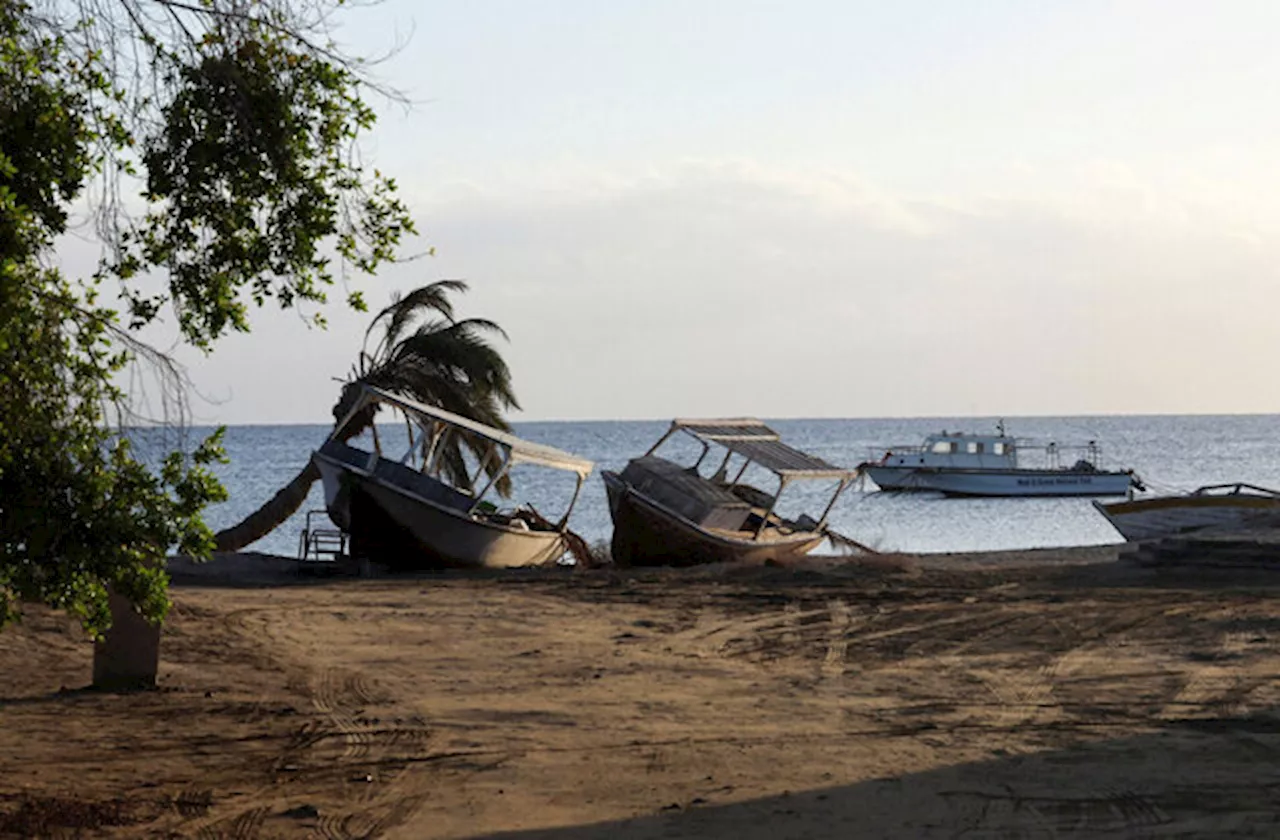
left=448, top=316, right=510, bottom=342
left=390, top=324, right=519, bottom=412
left=363, top=279, right=470, bottom=360
left=338, top=279, right=521, bottom=497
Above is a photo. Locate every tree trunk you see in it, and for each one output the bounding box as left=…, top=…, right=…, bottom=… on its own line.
left=93, top=589, right=161, bottom=691
left=213, top=460, right=321, bottom=551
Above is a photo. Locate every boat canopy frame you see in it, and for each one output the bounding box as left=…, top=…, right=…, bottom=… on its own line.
left=644, top=418, right=859, bottom=537
left=1189, top=482, right=1280, bottom=498
left=330, top=385, right=594, bottom=529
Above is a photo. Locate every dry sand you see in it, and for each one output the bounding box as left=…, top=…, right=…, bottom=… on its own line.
left=3, top=546, right=1280, bottom=837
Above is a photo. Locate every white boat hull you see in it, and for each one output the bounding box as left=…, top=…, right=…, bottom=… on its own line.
left=314, top=451, right=567, bottom=569
left=864, top=466, right=1134, bottom=498
left=1093, top=494, right=1280, bottom=542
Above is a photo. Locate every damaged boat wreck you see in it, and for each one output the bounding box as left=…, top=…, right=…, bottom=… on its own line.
left=603, top=418, right=865, bottom=566
left=313, top=386, right=594, bottom=570
left=1093, top=482, right=1280, bottom=542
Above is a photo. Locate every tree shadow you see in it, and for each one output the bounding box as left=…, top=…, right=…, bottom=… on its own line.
left=473, top=714, right=1280, bottom=839
left=0, top=684, right=104, bottom=709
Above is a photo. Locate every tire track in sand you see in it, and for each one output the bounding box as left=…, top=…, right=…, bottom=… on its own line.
left=301, top=666, right=436, bottom=838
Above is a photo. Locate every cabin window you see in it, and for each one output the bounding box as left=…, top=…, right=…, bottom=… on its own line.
left=993, top=442, right=1006, bottom=455
left=967, top=442, right=984, bottom=454
left=931, top=440, right=954, bottom=454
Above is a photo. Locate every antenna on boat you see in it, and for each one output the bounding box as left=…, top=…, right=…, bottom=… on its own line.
left=996, top=418, right=1005, bottom=437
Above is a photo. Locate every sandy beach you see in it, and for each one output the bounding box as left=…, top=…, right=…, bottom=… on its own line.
left=3, top=546, right=1280, bottom=837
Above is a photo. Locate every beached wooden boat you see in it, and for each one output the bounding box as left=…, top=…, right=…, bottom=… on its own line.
left=603, top=419, right=862, bottom=566
left=313, top=386, right=594, bottom=570
left=1093, top=483, right=1280, bottom=542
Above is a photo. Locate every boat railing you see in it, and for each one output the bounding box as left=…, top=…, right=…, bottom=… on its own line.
left=865, top=438, right=1120, bottom=471
left=1024, top=441, right=1107, bottom=470
left=1191, top=483, right=1280, bottom=498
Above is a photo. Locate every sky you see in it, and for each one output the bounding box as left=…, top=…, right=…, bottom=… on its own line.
left=75, top=0, right=1280, bottom=423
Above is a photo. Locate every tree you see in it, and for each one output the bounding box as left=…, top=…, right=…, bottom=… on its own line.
left=214, top=279, right=519, bottom=551
left=1, top=0, right=415, bottom=635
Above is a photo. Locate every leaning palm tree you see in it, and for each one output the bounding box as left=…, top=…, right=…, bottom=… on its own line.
left=214, top=280, right=518, bottom=551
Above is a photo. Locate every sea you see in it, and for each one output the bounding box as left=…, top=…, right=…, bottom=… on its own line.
left=175, top=414, right=1280, bottom=559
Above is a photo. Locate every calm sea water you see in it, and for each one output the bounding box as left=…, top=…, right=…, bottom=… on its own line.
left=180, top=414, right=1280, bottom=558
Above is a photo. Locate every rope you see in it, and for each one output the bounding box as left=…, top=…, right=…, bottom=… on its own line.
left=825, top=527, right=879, bottom=555
left=560, top=527, right=599, bottom=568
left=512, top=505, right=600, bottom=567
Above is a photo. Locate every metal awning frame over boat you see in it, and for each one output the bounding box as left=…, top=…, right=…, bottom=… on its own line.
left=330, top=385, right=594, bottom=530
left=644, top=418, right=859, bottom=537
left=1189, top=483, right=1280, bottom=498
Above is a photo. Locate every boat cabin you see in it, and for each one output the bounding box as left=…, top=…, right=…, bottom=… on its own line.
left=880, top=431, right=1020, bottom=470
left=876, top=427, right=1112, bottom=473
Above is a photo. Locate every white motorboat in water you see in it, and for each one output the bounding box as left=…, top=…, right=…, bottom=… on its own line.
left=860, top=423, right=1141, bottom=498
left=1093, top=483, right=1280, bottom=542
left=313, top=386, right=594, bottom=569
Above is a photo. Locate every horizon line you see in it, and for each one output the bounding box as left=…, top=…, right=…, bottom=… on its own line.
left=172, top=408, right=1280, bottom=427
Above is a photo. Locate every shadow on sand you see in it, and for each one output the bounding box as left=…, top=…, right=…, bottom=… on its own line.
left=477, top=712, right=1280, bottom=838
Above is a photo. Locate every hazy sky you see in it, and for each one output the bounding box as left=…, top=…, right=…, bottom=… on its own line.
left=89, top=1, right=1280, bottom=423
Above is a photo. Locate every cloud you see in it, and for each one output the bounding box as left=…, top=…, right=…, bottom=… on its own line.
left=393, top=159, right=1280, bottom=420
left=76, top=158, right=1280, bottom=423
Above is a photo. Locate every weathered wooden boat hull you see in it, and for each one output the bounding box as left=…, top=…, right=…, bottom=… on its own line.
left=1093, top=494, right=1280, bottom=542
left=603, top=471, right=825, bottom=567
left=864, top=466, right=1134, bottom=497
left=314, top=451, right=566, bottom=570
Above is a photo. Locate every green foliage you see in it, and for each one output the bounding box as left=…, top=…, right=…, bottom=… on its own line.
left=0, top=0, right=415, bottom=634
left=0, top=264, right=229, bottom=637
left=0, top=6, right=94, bottom=259
left=123, top=25, right=414, bottom=347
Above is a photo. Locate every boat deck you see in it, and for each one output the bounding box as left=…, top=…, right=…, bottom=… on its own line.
left=703, top=509, right=814, bottom=543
